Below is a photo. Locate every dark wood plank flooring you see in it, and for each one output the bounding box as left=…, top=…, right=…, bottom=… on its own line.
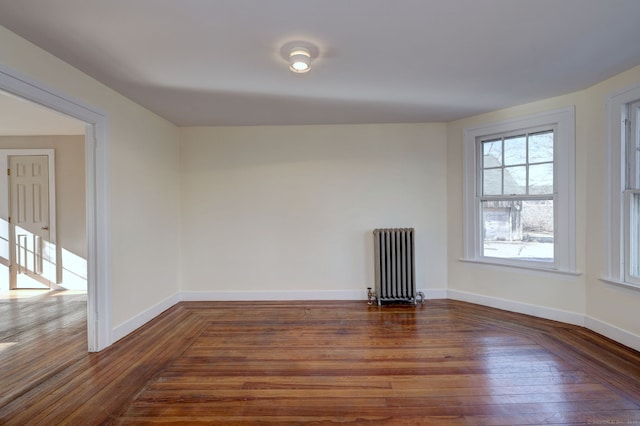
left=1, top=294, right=639, bottom=424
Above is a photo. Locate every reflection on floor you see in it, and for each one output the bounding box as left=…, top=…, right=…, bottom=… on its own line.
left=0, top=289, right=87, bottom=410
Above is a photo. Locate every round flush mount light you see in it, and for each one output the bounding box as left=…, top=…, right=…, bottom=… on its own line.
left=289, top=47, right=311, bottom=73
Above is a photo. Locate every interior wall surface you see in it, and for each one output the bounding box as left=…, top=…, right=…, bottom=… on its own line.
left=179, top=124, right=448, bottom=298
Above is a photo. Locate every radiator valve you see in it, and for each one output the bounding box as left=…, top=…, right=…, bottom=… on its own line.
left=367, top=287, right=376, bottom=305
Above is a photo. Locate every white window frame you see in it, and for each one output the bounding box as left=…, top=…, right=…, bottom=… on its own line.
left=606, top=84, right=640, bottom=288
left=463, top=107, right=576, bottom=273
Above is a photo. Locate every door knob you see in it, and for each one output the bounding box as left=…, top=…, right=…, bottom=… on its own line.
left=41, top=226, right=49, bottom=230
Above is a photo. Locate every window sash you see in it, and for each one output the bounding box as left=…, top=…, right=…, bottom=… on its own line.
left=479, top=196, right=555, bottom=264
left=478, top=128, right=556, bottom=199
left=476, top=127, right=556, bottom=266
left=624, top=99, right=640, bottom=285
left=624, top=190, right=640, bottom=285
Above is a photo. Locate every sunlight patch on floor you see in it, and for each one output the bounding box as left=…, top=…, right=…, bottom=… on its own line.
left=0, top=341, right=17, bottom=354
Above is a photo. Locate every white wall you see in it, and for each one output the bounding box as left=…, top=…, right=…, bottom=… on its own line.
left=180, top=124, right=448, bottom=299
left=0, top=26, right=181, bottom=332
left=447, top=64, right=640, bottom=347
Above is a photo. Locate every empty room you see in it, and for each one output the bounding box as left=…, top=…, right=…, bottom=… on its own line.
left=0, top=1, right=640, bottom=424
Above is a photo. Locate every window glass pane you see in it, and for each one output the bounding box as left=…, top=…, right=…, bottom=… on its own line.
left=503, top=166, right=526, bottom=194
left=482, top=199, right=553, bottom=262
left=631, top=192, right=640, bottom=278
left=504, top=135, right=526, bottom=166
left=529, top=131, right=554, bottom=163
left=483, top=139, right=502, bottom=167
left=529, top=163, right=554, bottom=194
left=483, top=168, right=502, bottom=195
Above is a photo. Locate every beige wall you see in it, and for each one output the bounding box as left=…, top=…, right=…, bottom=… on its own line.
left=0, top=26, right=181, bottom=329
left=447, top=64, right=640, bottom=341
left=179, top=124, right=448, bottom=297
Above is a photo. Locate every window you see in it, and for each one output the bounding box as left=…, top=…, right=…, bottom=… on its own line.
left=608, top=87, right=640, bottom=288
left=463, top=107, right=575, bottom=273
left=479, top=129, right=555, bottom=263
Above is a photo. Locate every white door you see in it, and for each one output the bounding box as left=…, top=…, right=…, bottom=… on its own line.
left=9, top=155, right=54, bottom=289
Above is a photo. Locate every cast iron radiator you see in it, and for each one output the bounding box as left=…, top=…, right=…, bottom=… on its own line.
left=371, top=228, right=422, bottom=305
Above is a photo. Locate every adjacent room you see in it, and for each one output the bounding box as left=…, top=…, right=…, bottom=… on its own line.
left=0, top=0, right=639, bottom=423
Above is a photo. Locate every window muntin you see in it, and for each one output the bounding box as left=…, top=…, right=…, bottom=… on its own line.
left=478, top=129, right=555, bottom=264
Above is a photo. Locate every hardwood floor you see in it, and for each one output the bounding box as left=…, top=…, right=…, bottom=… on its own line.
left=0, top=290, right=87, bottom=411
left=1, top=295, right=639, bottom=425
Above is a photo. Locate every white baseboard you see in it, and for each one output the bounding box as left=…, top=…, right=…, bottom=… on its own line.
left=447, top=289, right=585, bottom=326
left=110, top=288, right=640, bottom=354
left=180, top=288, right=448, bottom=302
left=111, top=292, right=181, bottom=344
left=422, top=288, right=448, bottom=299
left=447, top=290, right=640, bottom=351
left=585, top=316, right=640, bottom=352
left=180, top=289, right=367, bottom=302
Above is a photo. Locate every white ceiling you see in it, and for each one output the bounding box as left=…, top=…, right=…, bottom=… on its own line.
left=1, top=0, right=640, bottom=126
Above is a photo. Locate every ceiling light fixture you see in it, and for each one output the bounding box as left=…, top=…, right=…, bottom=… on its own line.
left=289, top=47, right=311, bottom=74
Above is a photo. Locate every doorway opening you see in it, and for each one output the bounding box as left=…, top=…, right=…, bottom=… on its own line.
left=1, top=146, right=88, bottom=292
left=0, top=65, right=111, bottom=352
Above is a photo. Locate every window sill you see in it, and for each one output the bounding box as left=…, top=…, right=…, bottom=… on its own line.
left=599, top=277, right=640, bottom=291
left=459, top=258, right=582, bottom=276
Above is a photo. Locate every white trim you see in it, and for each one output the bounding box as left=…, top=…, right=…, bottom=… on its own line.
left=463, top=106, right=576, bottom=272
left=180, top=288, right=445, bottom=302
left=181, top=289, right=369, bottom=302
left=422, top=288, right=448, bottom=299
left=448, top=289, right=640, bottom=351
left=111, top=293, right=181, bottom=344
left=447, top=289, right=585, bottom=326
left=0, top=64, right=112, bottom=351
left=599, top=276, right=640, bottom=291
left=585, top=315, right=640, bottom=352
left=459, top=258, right=582, bottom=276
